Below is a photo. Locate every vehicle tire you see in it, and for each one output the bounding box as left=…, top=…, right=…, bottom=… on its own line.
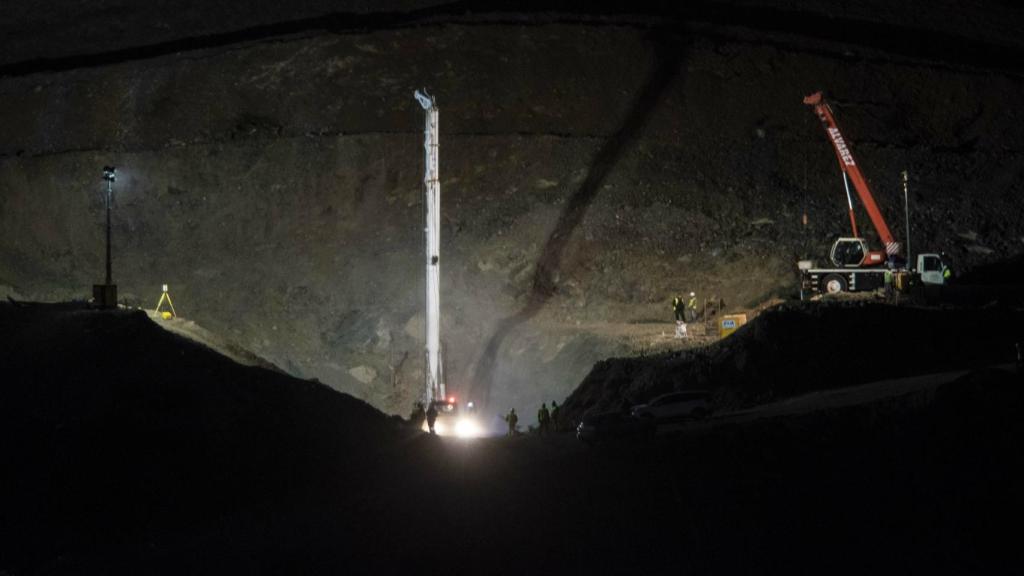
left=822, top=274, right=847, bottom=294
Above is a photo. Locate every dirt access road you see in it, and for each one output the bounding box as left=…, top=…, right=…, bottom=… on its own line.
left=656, top=362, right=1017, bottom=435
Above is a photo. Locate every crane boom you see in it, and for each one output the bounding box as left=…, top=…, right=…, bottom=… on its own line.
left=804, top=91, right=900, bottom=258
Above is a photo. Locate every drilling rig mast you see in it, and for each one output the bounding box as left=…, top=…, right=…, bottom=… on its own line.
left=415, top=89, right=444, bottom=404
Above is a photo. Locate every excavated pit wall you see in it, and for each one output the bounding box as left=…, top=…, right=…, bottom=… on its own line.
left=1, top=23, right=1023, bottom=418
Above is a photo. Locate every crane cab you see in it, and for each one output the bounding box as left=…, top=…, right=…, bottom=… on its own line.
left=830, top=237, right=887, bottom=268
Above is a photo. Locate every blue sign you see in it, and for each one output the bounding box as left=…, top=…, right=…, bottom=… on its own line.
left=723, top=319, right=736, bottom=329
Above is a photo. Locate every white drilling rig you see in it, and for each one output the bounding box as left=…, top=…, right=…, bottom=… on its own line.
left=414, top=88, right=444, bottom=405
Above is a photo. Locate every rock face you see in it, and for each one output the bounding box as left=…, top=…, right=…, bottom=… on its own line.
left=2, top=5, right=1023, bottom=417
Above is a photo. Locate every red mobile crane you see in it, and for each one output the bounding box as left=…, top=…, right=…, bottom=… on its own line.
left=805, top=91, right=900, bottom=267
left=800, top=92, right=948, bottom=295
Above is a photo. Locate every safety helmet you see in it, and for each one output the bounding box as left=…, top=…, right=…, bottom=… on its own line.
left=689, top=292, right=695, bottom=297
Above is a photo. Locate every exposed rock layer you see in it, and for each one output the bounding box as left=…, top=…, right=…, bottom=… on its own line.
left=2, top=8, right=1022, bottom=416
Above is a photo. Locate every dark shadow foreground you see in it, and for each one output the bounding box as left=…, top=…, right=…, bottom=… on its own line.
left=1, top=303, right=1022, bottom=574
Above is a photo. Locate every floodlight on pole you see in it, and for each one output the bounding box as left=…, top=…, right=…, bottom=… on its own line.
left=103, top=166, right=116, bottom=285
left=93, top=166, right=118, bottom=307
left=902, top=170, right=911, bottom=268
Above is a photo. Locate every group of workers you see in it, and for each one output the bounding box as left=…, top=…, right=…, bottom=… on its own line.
left=536, top=401, right=559, bottom=434
left=410, top=401, right=439, bottom=434
left=502, top=401, right=560, bottom=436
left=672, top=292, right=698, bottom=338
left=411, top=400, right=563, bottom=436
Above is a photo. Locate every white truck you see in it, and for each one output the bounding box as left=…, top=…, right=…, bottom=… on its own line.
left=800, top=247, right=948, bottom=297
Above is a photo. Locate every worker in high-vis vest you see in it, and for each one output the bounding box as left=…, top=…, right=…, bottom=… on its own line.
left=686, top=292, right=698, bottom=322
left=504, top=408, right=518, bottom=436
left=672, top=295, right=688, bottom=339
left=672, top=295, right=685, bottom=321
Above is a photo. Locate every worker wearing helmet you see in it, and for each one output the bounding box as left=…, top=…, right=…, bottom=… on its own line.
left=504, top=408, right=518, bottom=436
left=672, top=294, right=688, bottom=339
left=537, top=403, right=551, bottom=434
left=940, top=253, right=954, bottom=283
left=426, top=402, right=438, bottom=435
left=686, top=292, right=698, bottom=323
left=672, top=295, right=685, bottom=322
left=410, top=401, right=426, bottom=429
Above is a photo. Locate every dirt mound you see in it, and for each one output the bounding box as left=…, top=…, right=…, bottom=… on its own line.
left=559, top=301, right=1024, bottom=425
left=650, top=365, right=1024, bottom=573
left=0, top=302, right=391, bottom=437
left=2, top=301, right=1021, bottom=574
left=0, top=302, right=407, bottom=572
left=957, top=253, right=1024, bottom=286
left=144, top=309, right=284, bottom=371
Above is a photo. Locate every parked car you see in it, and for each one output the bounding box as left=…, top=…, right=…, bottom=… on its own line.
left=576, top=409, right=645, bottom=445
left=631, top=390, right=712, bottom=423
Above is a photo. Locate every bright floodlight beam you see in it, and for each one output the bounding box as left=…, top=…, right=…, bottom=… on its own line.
left=415, top=88, right=443, bottom=405
left=93, top=166, right=118, bottom=308
left=453, top=416, right=483, bottom=439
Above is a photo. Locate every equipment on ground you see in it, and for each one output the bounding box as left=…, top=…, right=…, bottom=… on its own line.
left=799, top=92, right=947, bottom=296
left=674, top=321, right=687, bottom=339
left=155, top=284, right=177, bottom=319
left=719, top=314, right=747, bottom=338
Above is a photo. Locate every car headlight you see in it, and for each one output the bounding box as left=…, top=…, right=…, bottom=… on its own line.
left=453, top=417, right=482, bottom=439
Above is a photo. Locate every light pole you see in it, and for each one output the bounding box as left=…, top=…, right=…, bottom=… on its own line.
left=902, top=170, right=911, bottom=269
left=93, top=166, right=118, bottom=308
left=103, top=166, right=115, bottom=285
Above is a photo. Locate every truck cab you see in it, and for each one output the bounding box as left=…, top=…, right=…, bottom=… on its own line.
left=916, top=253, right=948, bottom=285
